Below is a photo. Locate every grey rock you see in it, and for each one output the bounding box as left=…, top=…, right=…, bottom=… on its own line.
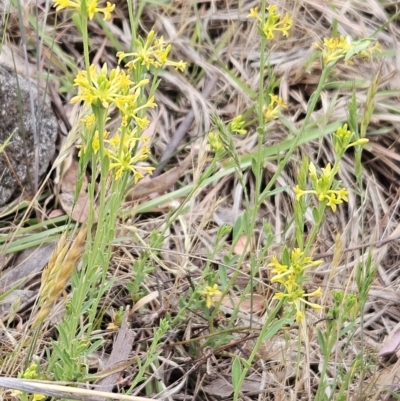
left=0, top=64, right=57, bottom=205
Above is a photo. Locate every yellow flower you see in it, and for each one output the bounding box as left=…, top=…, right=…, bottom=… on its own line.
left=335, top=124, right=352, bottom=141
left=268, top=255, right=292, bottom=284
left=359, top=41, right=381, bottom=59
left=208, top=131, right=223, bottom=151
left=313, top=36, right=351, bottom=64
left=108, top=139, right=154, bottom=182
left=134, top=116, right=150, bottom=129
left=12, top=391, right=46, bottom=401
left=80, top=113, right=96, bottom=128
left=247, top=7, right=261, bottom=21
left=291, top=248, right=303, bottom=264
left=308, top=162, right=318, bottom=181
left=71, top=64, right=143, bottom=110
left=12, top=363, right=47, bottom=400
left=201, top=284, right=222, bottom=308
left=294, top=162, right=348, bottom=212
left=295, top=309, right=304, bottom=321
left=273, top=287, right=323, bottom=322
left=33, top=395, right=46, bottom=401
left=293, top=185, right=306, bottom=201
left=53, top=0, right=115, bottom=20
left=269, top=248, right=323, bottom=321
left=333, top=124, right=369, bottom=157
left=248, top=5, right=293, bottom=39
left=314, top=36, right=379, bottom=65
left=263, top=94, right=287, bottom=122
left=117, top=30, right=187, bottom=72
left=291, top=248, right=322, bottom=274
left=336, top=187, right=349, bottom=200
left=228, top=115, right=247, bottom=135
left=324, top=36, right=352, bottom=51
left=174, top=60, right=188, bottom=72
left=268, top=255, right=288, bottom=274
left=92, top=131, right=100, bottom=154
left=326, top=188, right=349, bottom=212
left=350, top=138, right=369, bottom=147
left=106, top=133, right=121, bottom=149
left=91, top=130, right=109, bottom=154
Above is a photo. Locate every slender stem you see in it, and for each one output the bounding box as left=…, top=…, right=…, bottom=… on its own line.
left=233, top=299, right=284, bottom=401
left=259, top=64, right=333, bottom=202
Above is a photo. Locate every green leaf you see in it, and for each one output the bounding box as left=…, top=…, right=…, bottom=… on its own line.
left=262, top=317, right=294, bottom=341
left=317, top=329, right=326, bottom=352
left=344, top=38, right=375, bottom=61
left=282, top=247, right=290, bottom=266
left=86, top=339, right=103, bottom=355
left=232, top=357, right=242, bottom=388
left=251, top=155, right=259, bottom=177
left=232, top=214, right=243, bottom=240
left=312, top=207, right=320, bottom=222
left=218, top=263, right=228, bottom=287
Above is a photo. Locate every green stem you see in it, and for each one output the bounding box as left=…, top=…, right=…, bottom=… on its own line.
left=79, top=0, right=91, bottom=76
left=233, top=299, right=284, bottom=401
left=258, top=64, right=333, bottom=203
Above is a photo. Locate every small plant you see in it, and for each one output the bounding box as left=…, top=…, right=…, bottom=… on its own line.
left=11, top=364, right=46, bottom=401
left=268, top=248, right=323, bottom=322
left=227, top=4, right=376, bottom=401
left=29, top=0, right=188, bottom=386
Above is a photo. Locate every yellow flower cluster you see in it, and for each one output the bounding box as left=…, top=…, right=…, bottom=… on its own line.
left=71, top=65, right=154, bottom=180
left=269, top=248, right=323, bottom=321
left=201, top=284, right=222, bottom=308
left=70, top=29, right=186, bottom=181
left=11, top=364, right=46, bottom=401
left=333, top=123, right=369, bottom=158
left=105, top=130, right=153, bottom=182
left=313, top=36, right=380, bottom=65
left=71, top=64, right=152, bottom=112
left=208, top=131, right=223, bottom=151
left=53, top=0, right=115, bottom=20
left=77, top=128, right=108, bottom=156
left=264, top=94, right=287, bottom=122
left=228, top=115, right=247, bottom=135
left=294, top=163, right=348, bottom=212
left=247, top=5, right=293, bottom=39
left=117, top=30, right=187, bottom=72
left=314, top=36, right=351, bottom=64
left=207, top=115, right=247, bottom=152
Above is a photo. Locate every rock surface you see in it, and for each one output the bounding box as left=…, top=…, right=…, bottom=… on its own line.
left=0, top=64, right=57, bottom=205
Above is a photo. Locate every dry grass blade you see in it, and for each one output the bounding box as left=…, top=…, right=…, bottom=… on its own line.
left=96, top=308, right=134, bottom=397
left=0, top=378, right=156, bottom=401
